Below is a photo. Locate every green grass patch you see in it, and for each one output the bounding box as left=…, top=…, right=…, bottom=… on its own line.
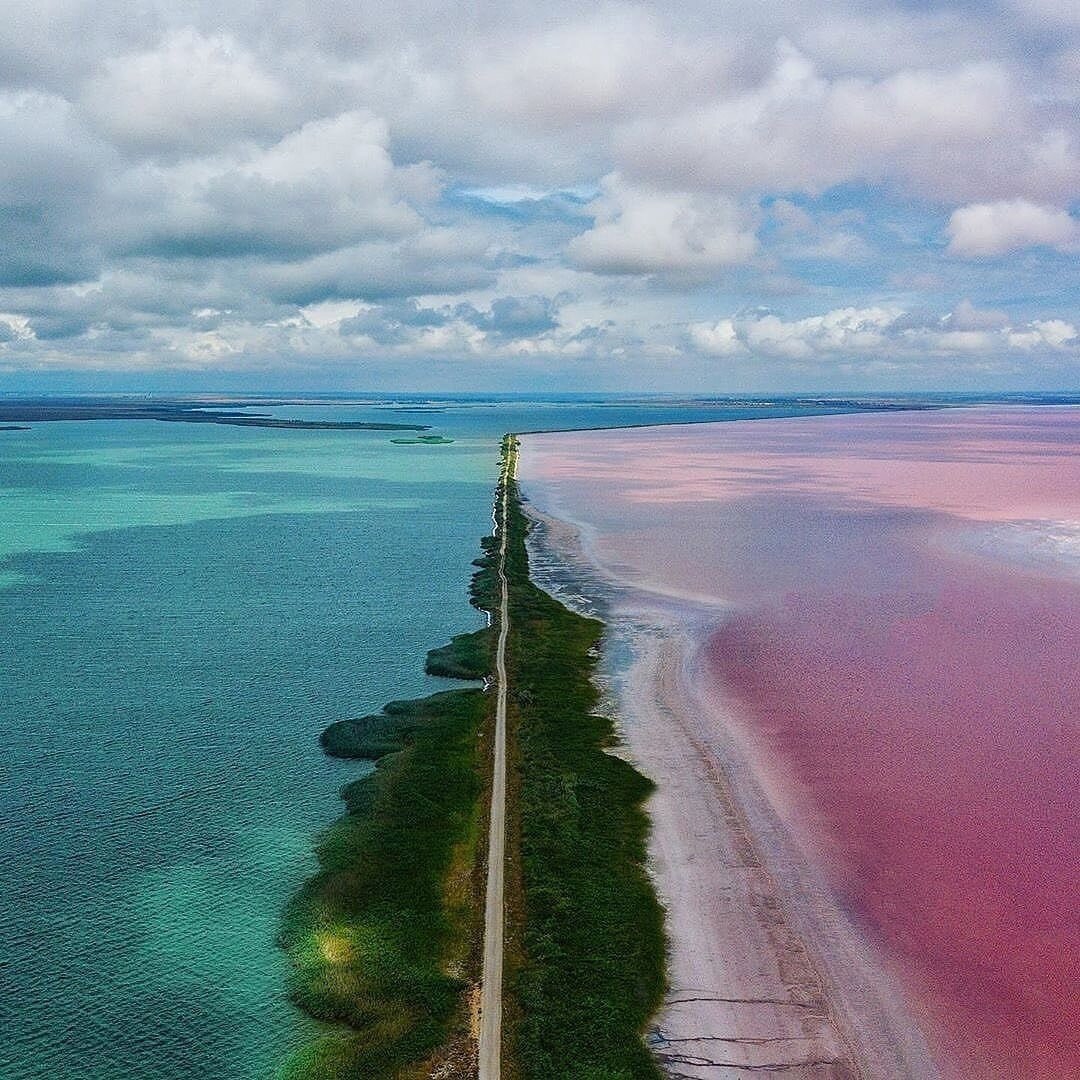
left=425, top=628, right=491, bottom=681
left=502, top=438, right=667, bottom=1079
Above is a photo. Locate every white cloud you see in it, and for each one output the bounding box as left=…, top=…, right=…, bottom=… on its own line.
left=689, top=318, right=746, bottom=357
left=0, top=314, right=35, bottom=341
left=689, top=304, right=1080, bottom=362
left=0, top=1, right=1076, bottom=386
left=616, top=43, right=1078, bottom=202
left=82, top=29, right=285, bottom=152
left=947, top=200, right=1080, bottom=257
left=567, top=173, right=758, bottom=274
left=1007, top=319, right=1077, bottom=350
left=945, top=298, right=1010, bottom=330
left=113, top=111, right=438, bottom=257
left=750, top=306, right=898, bottom=359
left=468, top=9, right=727, bottom=130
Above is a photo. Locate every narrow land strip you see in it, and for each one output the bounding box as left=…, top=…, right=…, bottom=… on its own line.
left=478, top=436, right=513, bottom=1080
left=501, top=454, right=666, bottom=1077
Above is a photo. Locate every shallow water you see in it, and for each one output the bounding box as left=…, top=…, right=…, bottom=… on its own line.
left=0, top=396, right=866, bottom=1078
left=520, top=407, right=1080, bottom=1079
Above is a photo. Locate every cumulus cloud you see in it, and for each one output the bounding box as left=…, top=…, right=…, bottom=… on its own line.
left=1007, top=319, right=1078, bottom=350
left=688, top=318, right=744, bottom=356
left=568, top=174, right=758, bottom=275
left=112, top=112, right=438, bottom=258
left=616, top=43, right=1078, bottom=203
left=947, top=200, right=1080, bottom=256
left=82, top=30, right=286, bottom=152
left=689, top=303, right=1079, bottom=363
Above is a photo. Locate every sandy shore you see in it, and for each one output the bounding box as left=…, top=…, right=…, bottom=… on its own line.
left=521, top=503, right=937, bottom=1080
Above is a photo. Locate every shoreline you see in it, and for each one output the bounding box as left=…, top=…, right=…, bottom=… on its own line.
left=518, top=454, right=937, bottom=1079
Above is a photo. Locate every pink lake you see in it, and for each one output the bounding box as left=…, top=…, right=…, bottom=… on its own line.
left=520, top=407, right=1080, bottom=1079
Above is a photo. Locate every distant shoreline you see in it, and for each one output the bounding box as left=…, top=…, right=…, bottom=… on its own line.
left=0, top=399, right=428, bottom=431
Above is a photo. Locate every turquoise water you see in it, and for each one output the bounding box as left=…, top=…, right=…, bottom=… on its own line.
left=0, top=398, right=864, bottom=1079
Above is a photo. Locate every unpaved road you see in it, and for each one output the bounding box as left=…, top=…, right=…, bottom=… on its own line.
left=478, top=442, right=512, bottom=1080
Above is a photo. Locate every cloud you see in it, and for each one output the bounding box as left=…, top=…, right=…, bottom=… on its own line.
left=249, top=227, right=495, bottom=305
left=567, top=173, right=758, bottom=275
left=336, top=294, right=560, bottom=347
left=689, top=318, right=745, bottom=356
left=947, top=200, right=1080, bottom=257
left=616, top=43, right=1078, bottom=203
left=469, top=295, right=560, bottom=336
left=0, top=90, right=111, bottom=284
left=82, top=30, right=286, bottom=153
left=944, top=298, right=1010, bottom=331
left=1007, top=319, right=1078, bottom=350
left=689, top=303, right=1079, bottom=362
left=113, top=112, right=437, bottom=259
left=767, top=198, right=872, bottom=260
left=468, top=8, right=727, bottom=131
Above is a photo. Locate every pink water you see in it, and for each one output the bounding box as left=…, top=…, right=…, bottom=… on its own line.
left=521, top=408, right=1080, bottom=1078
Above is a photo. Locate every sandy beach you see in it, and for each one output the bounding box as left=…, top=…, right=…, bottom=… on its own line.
left=517, top=408, right=1080, bottom=1080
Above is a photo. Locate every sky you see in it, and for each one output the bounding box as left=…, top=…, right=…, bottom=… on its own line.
left=0, top=0, right=1077, bottom=392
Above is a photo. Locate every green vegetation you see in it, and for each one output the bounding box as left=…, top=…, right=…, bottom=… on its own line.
left=469, top=533, right=500, bottom=612
left=424, top=628, right=491, bottom=681
left=280, top=436, right=665, bottom=1079
left=281, top=573, right=494, bottom=1077
left=281, top=687, right=487, bottom=1079
left=502, top=439, right=667, bottom=1079
left=390, top=434, right=455, bottom=445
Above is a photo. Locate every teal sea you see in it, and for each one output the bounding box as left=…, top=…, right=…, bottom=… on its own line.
left=0, top=397, right=874, bottom=1079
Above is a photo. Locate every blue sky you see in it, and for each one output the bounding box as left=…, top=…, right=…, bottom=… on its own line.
left=0, top=1, right=1077, bottom=391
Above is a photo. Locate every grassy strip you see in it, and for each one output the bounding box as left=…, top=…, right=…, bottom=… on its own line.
left=424, top=629, right=491, bottom=680
left=502, top=438, right=667, bottom=1079
left=280, top=582, right=494, bottom=1077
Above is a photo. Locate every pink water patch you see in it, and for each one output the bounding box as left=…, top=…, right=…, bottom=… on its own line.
left=520, top=407, right=1080, bottom=1078
left=710, top=577, right=1080, bottom=1078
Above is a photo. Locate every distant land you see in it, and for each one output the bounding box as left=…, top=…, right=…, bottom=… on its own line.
left=0, top=397, right=428, bottom=431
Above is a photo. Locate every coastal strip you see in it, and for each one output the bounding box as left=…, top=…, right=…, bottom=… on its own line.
left=501, top=446, right=668, bottom=1078
left=279, top=436, right=668, bottom=1078
left=477, top=437, right=514, bottom=1079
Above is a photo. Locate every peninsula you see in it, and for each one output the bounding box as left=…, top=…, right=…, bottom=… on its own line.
left=280, top=437, right=665, bottom=1078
